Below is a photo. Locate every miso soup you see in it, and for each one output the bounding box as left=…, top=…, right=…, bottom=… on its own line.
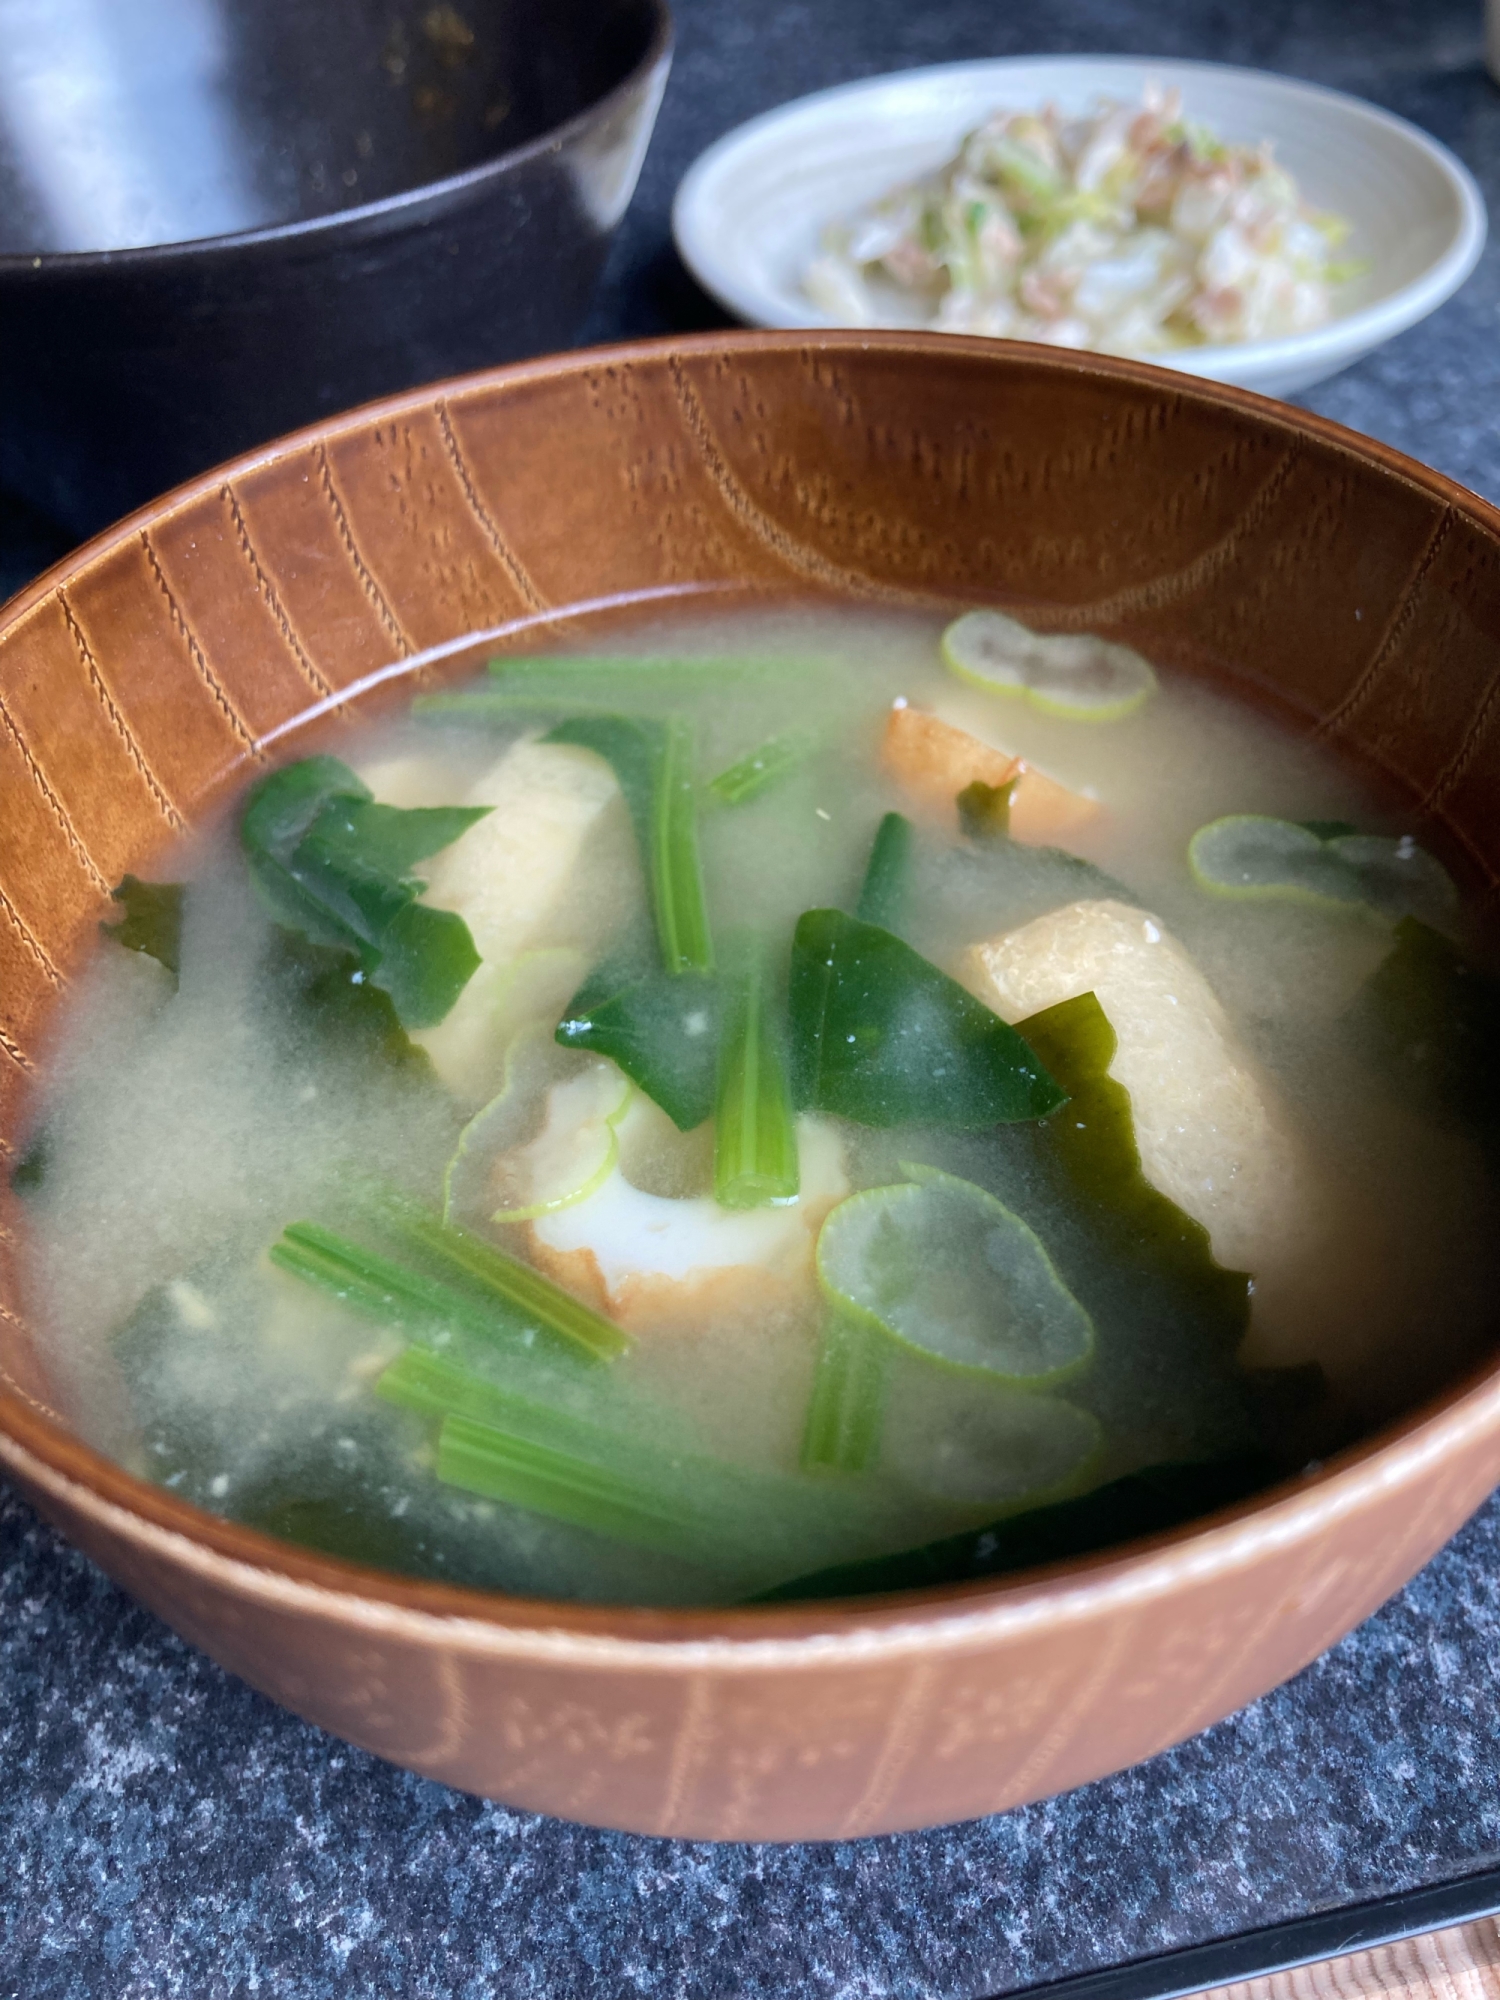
left=17, top=604, right=1500, bottom=1606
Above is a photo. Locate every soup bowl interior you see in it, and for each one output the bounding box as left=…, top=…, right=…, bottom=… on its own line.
left=2, top=332, right=1500, bottom=1841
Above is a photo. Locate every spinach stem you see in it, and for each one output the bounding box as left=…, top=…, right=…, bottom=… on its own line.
left=270, top=1225, right=511, bottom=1347
left=707, top=730, right=816, bottom=806
left=714, top=948, right=800, bottom=1209
left=380, top=1347, right=755, bottom=1562
left=654, top=716, right=714, bottom=974
left=800, top=1314, right=890, bottom=1472
left=436, top=1414, right=710, bottom=1555
left=272, top=1209, right=628, bottom=1366
left=371, top=1196, right=630, bottom=1362
left=545, top=715, right=713, bottom=976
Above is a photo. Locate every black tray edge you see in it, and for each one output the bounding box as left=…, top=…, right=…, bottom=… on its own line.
left=993, top=1863, right=1500, bottom=2000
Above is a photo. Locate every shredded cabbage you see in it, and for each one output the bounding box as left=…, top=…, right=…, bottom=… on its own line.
left=802, top=86, right=1360, bottom=354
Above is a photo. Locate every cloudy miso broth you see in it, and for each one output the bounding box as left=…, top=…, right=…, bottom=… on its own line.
left=17, top=604, right=1500, bottom=1606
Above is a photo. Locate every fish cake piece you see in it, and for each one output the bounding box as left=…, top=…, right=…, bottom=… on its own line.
left=881, top=702, right=1100, bottom=843
left=400, top=736, right=635, bottom=1096
left=964, top=897, right=1308, bottom=1276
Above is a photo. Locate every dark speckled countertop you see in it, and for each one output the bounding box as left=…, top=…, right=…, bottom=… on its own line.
left=5, top=2, right=1500, bottom=1995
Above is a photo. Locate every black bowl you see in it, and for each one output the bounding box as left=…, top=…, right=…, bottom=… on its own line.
left=0, top=0, right=672, bottom=537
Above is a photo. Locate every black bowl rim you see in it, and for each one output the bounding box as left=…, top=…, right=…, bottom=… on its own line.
left=0, top=0, right=674, bottom=272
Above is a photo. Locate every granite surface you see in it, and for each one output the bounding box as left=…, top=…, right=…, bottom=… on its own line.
left=5, top=0, right=1500, bottom=1995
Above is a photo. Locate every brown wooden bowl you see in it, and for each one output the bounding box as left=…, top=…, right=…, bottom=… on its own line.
left=3, top=332, right=1499, bottom=1843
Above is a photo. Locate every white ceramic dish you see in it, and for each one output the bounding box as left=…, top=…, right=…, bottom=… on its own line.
left=672, top=56, right=1487, bottom=398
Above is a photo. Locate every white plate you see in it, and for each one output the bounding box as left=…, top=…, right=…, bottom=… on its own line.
left=672, top=56, right=1487, bottom=398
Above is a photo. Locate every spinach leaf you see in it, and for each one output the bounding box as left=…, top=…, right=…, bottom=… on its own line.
left=240, top=756, right=488, bottom=1030
left=788, top=907, right=1066, bottom=1127
left=102, top=875, right=184, bottom=980
left=855, top=812, right=914, bottom=931
left=556, top=946, right=720, bottom=1131
left=296, top=799, right=490, bottom=882
left=242, top=754, right=368, bottom=855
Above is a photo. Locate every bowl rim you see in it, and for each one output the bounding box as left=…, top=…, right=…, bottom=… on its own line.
left=0, top=0, right=674, bottom=271
left=670, top=53, right=1489, bottom=380
left=5, top=326, right=1500, bottom=1663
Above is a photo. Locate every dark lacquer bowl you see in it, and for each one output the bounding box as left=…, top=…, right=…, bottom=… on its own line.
left=0, top=0, right=671, bottom=537
left=2, top=333, right=1499, bottom=1841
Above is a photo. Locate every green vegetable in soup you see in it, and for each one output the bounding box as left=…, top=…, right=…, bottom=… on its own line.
left=437, top=1413, right=722, bottom=1558
left=707, top=729, right=817, bottom=806
left=544, top=715, right=713, bottom=976
left=555, top=947, right=720, bottom=1132
left=956, top=778, right=1018, bottom=843
left=369, top=1193, right=630, bottom=1363
left=9, top=1130, right=49, bottom=1196
left=788, top=908, right=1066, bottom=1127
left=878, top=1371, right=1100, bottom=1507
left=270, top=1202, right=628, bottom=1367
left=760, top=1453, right=1277, bottom=1601
left=101, top=875, right=184, bottom=981
left=412, top=655, right=812, bottom=727
left=800, top=1309, right=891, bottom=1472
left=240, top=757, right=489, bottom=1030
left=1017, top=992, right=1251, bottom=1342
left=380, top=1348, right=723, bottom=1558
left=270, top=1222, right=541, bottom=1357
left=942, top=609, right=1157, bottom=721
left=801, top=1166, right=1094, bottom=1473
left=1188, top=815, right=1457, bottom=927
left=855, top=811, right=915, bottom=931
left=1351, top=916, right=1500, bottom=1134
left=377, top=1347, right=912, bottom=1588
left=713, top=942, right=799, bottom=1209
left=821, top=1168, right=1094, bottom=1384
left=265, top=932, right=432, bottom=1074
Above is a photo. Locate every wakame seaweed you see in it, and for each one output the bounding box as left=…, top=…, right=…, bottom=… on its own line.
left=240, top=757, right=488, bottom=1030
left=9, top=1130, right=49, bottom=1196
left=758, top=1455, right=1278, bottom=1601
left=265, top=932, right=432, bottom=1073
left=101, top=875, right=184, bottom=980
left=1351, top=916, right=1500, bottom=1137
left=1018, top=992, right=1251, bottom=1341
left=956, top=778, right=1018, bottom=842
